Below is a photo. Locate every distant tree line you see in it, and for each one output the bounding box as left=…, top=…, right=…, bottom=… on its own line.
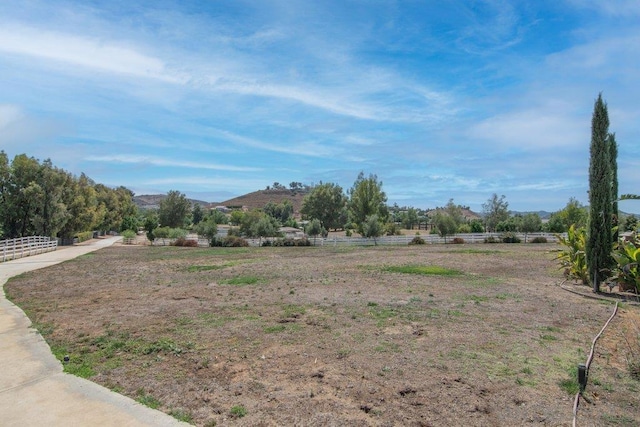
left=0, top=152, right=137, bottom=240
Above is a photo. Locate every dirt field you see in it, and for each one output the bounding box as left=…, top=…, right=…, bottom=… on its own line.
left=5, top=243, right=640, bottom=426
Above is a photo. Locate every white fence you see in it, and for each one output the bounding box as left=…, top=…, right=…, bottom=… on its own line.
left=278, top=232, right=562, bottom=247
left=1, top=236, right=58, bottom=262
left=151, top=232, right=562, bottom=248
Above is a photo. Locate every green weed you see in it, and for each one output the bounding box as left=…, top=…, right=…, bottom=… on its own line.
left=220, top=276, right=261, bottom=286
left=230, top=405, right=247, bottom=418
left=136, top=389, right=161, bottom=409
left=169, top=408, right=193, bottom=423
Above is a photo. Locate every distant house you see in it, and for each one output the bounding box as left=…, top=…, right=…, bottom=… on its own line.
left=214, top=206, right=230, bottom=213
left=279, top=227, right=305, bottom=239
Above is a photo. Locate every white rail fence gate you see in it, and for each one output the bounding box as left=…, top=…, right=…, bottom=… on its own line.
left=1, top=236, right=58, bottom=262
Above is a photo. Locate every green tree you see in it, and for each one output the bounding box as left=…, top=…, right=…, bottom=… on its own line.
left=120, top=215, right=139, bottom=233
left=348, top=172, right=388, bottom=235
left=252, top=215, right=279, bottom=243
left=301, top=183, right=348, bottom=231
left=624, top=215, right=638, bottom=232
left=496, top=215, right=522, bottom=233
left=95, top=185, right=137, bottom=233
left=521, top=213, right=542, bottom=243
left=143, top=210, right=159, bottom=241
left=31, top=160, right=69, bottom=237
left=401, top=208, right=419, bottom=230
left=3, top=154, right=42, bottom=237
left=191, top=204, right=204, bottom=226
left=210, top=209, right=229, bottom=225
left=239, top=209, right=263, bottom=236
left=482, top=194, right=509, bottom=233
left=362, top=214, right=383, bottom=245
left=608, top=132, right=618, bottom=240
left=469, top=219, right=485, bottom=233
left=0, top=151, right=9, bottom=238
left=229, top=210, right=244, bottom=226
left=159, top=190, right=191, bottom=228
left=587, top=93, right=613, bottom=290
left=547, top=198, right=588, bottom=233
left=263, top=200, right=293, bottom=223
left=196, top=217, right=218, bottom=245
left=444, top=199, right=465, bottom=228
left=434, top=213, right=457, bottom=243
left=305, top=218, right=324, bottom=244
left=59, top=173, right=100, bottom=238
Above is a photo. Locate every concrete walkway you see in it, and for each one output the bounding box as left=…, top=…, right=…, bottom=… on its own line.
left=0, top=237, right=187, bottom=426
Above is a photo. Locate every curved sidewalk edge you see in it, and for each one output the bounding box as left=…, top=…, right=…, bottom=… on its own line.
left=0, top=237, right=188, bottom=427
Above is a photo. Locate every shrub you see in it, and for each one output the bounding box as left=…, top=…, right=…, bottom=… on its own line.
left=282, top=238, right=296, bottom=247
left=261, top=240, right=273, bottom=247
left=222, top=236, right=249, bottom=247
left=409, top=236, right=425, bottom=245
left=76, top=231, right=94, bottom=242
left=530, top=236, right=548, bottom=244
left=611, top=232, right=640, bottom=292
left=385, top=222, right=402, bottom=236
left=227, top=227, right=241, bottom=237
left=452, top=237, right=465, bottom=244
left=121, top=229, right=136, bottom=239
left=154, top=227, right=171, bottom=239
left=295, top=238, right=311, bottom=246
left=501, top=233, right=521, bottom=243
left=457, top=224, right=472, bottom=234
left=555, top=225, right=588, bottom=285
left=168, top=228, right=187, bottom=240
left=173, top=237, right=198, bottom=247
left=484, top=236, right=499, bottom=244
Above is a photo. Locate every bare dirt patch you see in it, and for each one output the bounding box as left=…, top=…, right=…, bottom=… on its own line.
left=5, top=244, right=640, bottom=426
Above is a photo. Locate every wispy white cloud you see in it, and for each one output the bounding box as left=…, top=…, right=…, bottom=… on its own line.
left=0, top=24, right=187, bottom=83
left=467, top=109, right=587, bottom=151
left=143, top=176, right=267, bottom=191
left=85, top=155, right=261, bottom=172
left=207, top=127, right=334, bottom=158
left=0, top=104, right=68, bottom=150
left=567, top=0, right=640, bottom=17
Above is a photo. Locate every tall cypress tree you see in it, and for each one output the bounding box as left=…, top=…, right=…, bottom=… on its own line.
left=608, top=132, right=618, bottom=241
left=587, top=93, right=613, bottom=291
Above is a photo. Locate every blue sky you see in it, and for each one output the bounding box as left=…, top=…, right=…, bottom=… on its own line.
left=1, top=0, right=639, bottom=213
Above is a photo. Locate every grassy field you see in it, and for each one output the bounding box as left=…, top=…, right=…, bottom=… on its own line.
left=5, top=243, right=640, bottom=426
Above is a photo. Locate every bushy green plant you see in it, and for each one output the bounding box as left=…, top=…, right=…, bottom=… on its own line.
left=153, top=226, right=170, bottom=239
left=484, top=236, right=499, bottom=243
left=409, top=236, right=425, bottom=245
left=385, top=222, right=402, bottom=236
left=76, top=231, right=94, bottom=242
left=282, top=238, right=296, bottom=246
left=501, top=232, right=521, bottom=243
left=295, top=237, right=311, bottom=246
left=611, top=232, right=640, bottom=292
left=227, top=227, right=241, bottom=237
left=555, top=225, right=588, bottom=285
left=168, top=228, right=187, bottom=239
left=121, top=230, right=136, bottom=242
left=222, top=236, right=249, bottom=247
left=230, top=405, right=247, bottom=418
left=457, top=223, right=471, bottom=233
left=173, top=237, right=198, bottom=247
left=530, top=236, right=548, bottom=244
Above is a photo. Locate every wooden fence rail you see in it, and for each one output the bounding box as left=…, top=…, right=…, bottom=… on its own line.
left=1, top=236, right=58, bottom=262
